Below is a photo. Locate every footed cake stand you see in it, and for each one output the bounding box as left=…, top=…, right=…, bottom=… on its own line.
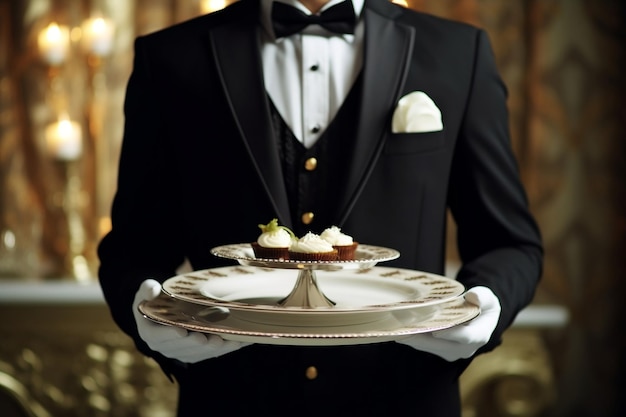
left=209, top=243, right=401, bottom=309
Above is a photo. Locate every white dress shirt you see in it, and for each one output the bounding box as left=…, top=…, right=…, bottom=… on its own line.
left=260, top=0, right=364, bottom=148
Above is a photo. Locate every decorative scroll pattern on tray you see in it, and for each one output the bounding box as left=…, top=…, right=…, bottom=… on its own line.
left=162, top=265, right=465, bottom=313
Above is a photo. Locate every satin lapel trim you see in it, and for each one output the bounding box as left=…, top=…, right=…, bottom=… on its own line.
left=210, top=20, right=292, bottom=226
left=337, top=6, right=415, bottom=224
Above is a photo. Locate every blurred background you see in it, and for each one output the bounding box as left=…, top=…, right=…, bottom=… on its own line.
left=0, top=0, right=624, bottom=416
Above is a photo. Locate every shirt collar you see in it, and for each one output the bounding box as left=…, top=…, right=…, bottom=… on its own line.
left=260, top=0, right=364, bottom=40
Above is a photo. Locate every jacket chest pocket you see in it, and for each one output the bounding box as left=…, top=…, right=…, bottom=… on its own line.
left=383, top=130, right=446, bottom=155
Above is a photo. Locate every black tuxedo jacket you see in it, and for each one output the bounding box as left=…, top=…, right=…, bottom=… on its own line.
left=98, top=0, right=542, bottom=414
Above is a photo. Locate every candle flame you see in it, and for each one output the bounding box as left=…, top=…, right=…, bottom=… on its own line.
left=81, top=16, right=114, bottom=56
left=45, top=23, right=62, bottom=40
left=45, top=116, right=83, bottom=160
left=58, top=119, right=73, bottom=135
left=92, top=17, right=107, bottom=33
left=38, top=22, right=70, bottom=65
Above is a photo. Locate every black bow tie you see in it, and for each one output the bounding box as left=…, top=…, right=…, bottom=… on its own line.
left=271, top=1, right=356, bottom=38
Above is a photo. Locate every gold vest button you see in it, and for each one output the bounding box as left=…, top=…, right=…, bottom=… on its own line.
left=305, top=366, right=318, bottom=380
left=304, top=157, right=317, bottom=171
left=301, top=212, right=314, bottom=225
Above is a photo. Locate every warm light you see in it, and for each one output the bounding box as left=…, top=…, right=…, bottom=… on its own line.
left=99, top=216, right=112, bottom=237
left=200, top=0, right=228, bottom=13
left=70, top=26, right=83, bottom=43
left=45, top=116, right=83, bottom=161
left=81, top=17, right=115, bottom=57
left=38, top=22, right=70, bottom=65
left=391, top=0, right=408, bottom=7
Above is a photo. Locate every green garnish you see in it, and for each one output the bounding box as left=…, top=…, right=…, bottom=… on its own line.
left=258, top=218, right=296, bottom=239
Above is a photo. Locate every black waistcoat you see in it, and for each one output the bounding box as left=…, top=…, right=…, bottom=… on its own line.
left=269, top=73, right=363, bottom=236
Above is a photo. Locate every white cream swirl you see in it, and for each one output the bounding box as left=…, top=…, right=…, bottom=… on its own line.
left=290, top=232, right=334, bottom=253
left=320, top=226, right=353, bottom=246
left=257, top=228, right=293, bottom=248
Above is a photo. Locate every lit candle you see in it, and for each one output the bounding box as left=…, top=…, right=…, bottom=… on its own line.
left=81, top=17, right=115, bottom=57
left=200, top=0, right=228, bottom=13
left=38, top=22, right=70, bottom=65
left=45, top=117, right=83, bottom=161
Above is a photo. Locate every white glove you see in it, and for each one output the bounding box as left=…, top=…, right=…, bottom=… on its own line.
left=132, top=279, right=251, bottom=363
left=397, top=286, right=501, bottom=361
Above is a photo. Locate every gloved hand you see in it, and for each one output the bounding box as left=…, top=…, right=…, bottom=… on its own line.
left=132, top=279, right=251, bottom=363
left=397, top=286, right=501, bottom=361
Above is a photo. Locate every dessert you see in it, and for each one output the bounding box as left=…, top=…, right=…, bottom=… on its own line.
left=288, top=232, right=339, bottom=261
left=320, top=226, right=359, bottom=260
left=251, top=219, right=295, bottom=260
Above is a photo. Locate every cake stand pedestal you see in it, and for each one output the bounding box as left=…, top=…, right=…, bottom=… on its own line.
left=278, top=268, right=335, bottom=308
left=210, top=243, right=401, bottom=309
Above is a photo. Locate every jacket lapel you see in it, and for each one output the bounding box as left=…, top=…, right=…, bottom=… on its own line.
left=209, top=1, right=292, bottom=226
left=336, top=0, right=415, bottom=224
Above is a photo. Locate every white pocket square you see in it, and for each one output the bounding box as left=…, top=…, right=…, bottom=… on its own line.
left=392, top=91, right=443, bottom=133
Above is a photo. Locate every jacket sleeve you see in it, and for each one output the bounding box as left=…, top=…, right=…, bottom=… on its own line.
left=97, top=36, right=188, bottom=375
left=448, top=29, right=543, bottom=353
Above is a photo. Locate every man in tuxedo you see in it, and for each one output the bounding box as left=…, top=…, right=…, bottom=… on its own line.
left=98, top=0, right=543, bottom=415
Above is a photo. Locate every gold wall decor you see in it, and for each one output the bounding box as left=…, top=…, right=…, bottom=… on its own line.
left=0, top=1, right=45, bottom=279
left=2, top=0, right=236, bottom=280
left=3, top=0, right=116, bottom=279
